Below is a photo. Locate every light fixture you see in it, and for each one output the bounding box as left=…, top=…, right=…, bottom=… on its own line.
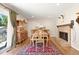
left=58, top=15, right=64, bottom=19
left=56, top=3, right=60, bottom=6
left=32, top=16, right=34, bottom=17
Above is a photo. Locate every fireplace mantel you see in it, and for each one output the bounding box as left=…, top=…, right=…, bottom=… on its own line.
left=57, top=24, right=71, bottom=28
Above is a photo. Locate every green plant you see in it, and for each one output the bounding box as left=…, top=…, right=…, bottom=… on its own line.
left=0, top=14, right=8, bottom=26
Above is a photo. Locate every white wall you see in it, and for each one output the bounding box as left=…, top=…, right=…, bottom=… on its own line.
left=27, top=18, right=58, bottom=37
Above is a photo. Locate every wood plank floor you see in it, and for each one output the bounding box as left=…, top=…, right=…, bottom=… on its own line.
left=1, top=37, right=79, bottom=55
left=51, top=37, right=79, bottom=55
left=1, top=39, right=30, bottom=55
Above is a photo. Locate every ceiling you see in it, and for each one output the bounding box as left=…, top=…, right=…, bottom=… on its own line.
left=3, top=3, right=79, bottom=19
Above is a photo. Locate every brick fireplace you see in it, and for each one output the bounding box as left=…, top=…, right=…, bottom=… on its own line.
left=57, top=24, right=71, bottom=44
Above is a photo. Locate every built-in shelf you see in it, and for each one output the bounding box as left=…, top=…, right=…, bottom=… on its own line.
left=16, top=20, right=28, bottom=44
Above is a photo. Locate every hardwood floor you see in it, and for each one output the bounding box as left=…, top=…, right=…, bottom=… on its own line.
left=51, top=37, right=79, bottom=55
left=1, top=38, right=30, bottom=55
left=1, top=37, right=79, bottom=55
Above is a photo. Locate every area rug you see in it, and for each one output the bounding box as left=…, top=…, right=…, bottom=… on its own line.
left=17, top=41, right=63, bottom=55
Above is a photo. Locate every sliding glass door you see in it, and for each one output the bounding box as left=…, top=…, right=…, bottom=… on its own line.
left=0, top=13, right=7, bottom=50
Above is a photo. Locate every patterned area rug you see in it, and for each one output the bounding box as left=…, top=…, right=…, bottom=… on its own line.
left=17, top=41, right=63, bottom=55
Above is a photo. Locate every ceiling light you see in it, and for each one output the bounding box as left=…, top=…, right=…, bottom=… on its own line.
left=32, top=16, right=34, bottom=17
left=56, top=3, right=60, bottom=6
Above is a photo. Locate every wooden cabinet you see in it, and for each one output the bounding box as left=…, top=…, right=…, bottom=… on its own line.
left=16, top=20, right=28, bottom=44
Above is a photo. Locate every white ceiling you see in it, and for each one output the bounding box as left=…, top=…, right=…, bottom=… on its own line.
left=3, top=3, right=79, bottom=19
